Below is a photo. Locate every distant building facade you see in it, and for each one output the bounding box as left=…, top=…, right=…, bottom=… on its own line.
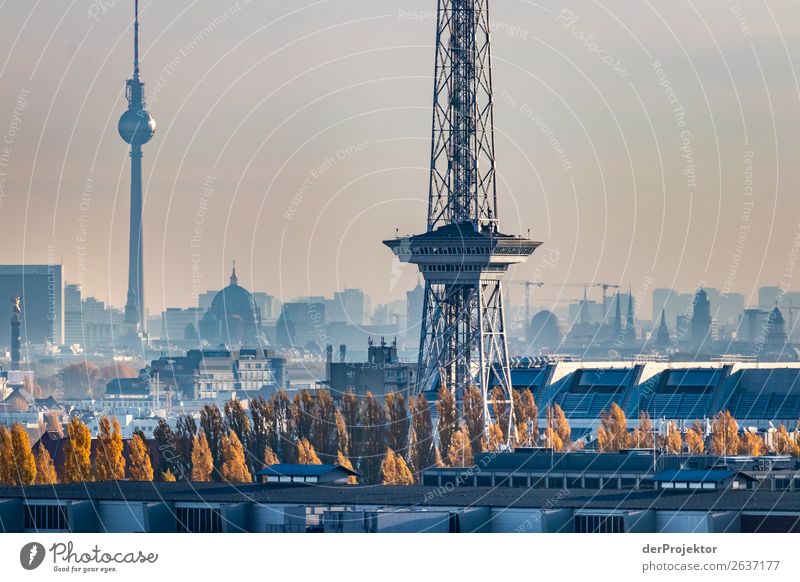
left=0, top=265, right=62, bottom=345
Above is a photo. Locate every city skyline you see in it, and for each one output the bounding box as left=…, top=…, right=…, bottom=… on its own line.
left=1, top=2, right=800, bottom=315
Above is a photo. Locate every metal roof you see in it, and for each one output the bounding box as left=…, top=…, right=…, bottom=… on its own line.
left=257, top=464, right=359, bottom=477
left=1, top=482, right=799, bottom=512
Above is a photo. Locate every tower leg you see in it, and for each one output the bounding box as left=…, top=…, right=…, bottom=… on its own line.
left=416, top=279, right=516, bottom=448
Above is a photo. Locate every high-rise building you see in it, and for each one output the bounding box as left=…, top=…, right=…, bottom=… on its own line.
left=161, top=307, right=204, bottom=343
left=0, top=265, right=63, bottom=345
left=405, top=280, right=424, bottom=340
left=329, top=289, right=365, bottom=325
left=64, top=284, right=82, bottom=346
left=691, top=288, right=712, bottom=346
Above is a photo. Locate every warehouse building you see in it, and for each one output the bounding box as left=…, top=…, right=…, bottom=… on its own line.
left=1, top=481, right=800, bottom=533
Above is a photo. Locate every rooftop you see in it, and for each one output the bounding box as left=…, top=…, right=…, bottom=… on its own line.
left=2, top=482, right=800, bottom=513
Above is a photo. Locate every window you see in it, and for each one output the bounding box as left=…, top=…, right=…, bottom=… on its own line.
left=176, top=506, right=223, bottom=533
left=574, top=514, right=625, bottom=533
left=24, top=504, right=69, bottom=531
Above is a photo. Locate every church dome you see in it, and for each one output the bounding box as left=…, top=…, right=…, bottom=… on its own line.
left=209, top=263, right=259, bottom=324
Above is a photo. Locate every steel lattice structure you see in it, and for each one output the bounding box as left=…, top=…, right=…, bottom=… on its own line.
left=385, top=0, right=539, bottom=445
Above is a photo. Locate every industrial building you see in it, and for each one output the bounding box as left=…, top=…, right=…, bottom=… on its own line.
left=504, top=360, right=800, bottom=431
left=1, top=481, right=799, bottom=533
left=422, top=449, right=800, bottom=492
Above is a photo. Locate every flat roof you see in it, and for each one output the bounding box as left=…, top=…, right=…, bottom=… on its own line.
left=2, top=482, right=800, bottom=513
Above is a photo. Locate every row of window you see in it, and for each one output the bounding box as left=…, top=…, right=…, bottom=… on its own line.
left=426, top=473, right=654, bottom=490
left=574, top=514, right=625, bottom=533
left=420, top=264, right=506, bottom=272
left=24, top=504, right=69, bottom=531
left=410, top=247, right=491, bottom=255
left=176, top=507, right=223, bottom=533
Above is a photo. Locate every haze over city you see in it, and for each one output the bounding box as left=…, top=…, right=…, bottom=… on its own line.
left=1, top=1, right=800, bottom=316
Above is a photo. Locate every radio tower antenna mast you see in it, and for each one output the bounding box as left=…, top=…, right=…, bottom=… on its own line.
left=118, top=0, right=155, bottom=346
left=385, top=0, right=540, bottom=445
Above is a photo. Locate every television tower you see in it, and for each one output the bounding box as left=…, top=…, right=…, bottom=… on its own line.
left=118, top=0, right=155, bottom=342
left=384, top=0, right=540, bottom=443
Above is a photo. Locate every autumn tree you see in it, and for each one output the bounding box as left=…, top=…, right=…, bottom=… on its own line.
left=57, top=362, right=101, bottom=398
left=297, top=437, right=321, bottom=465
left=385, top=391, right=409, bottom=454
left=739, top=431, right=766, bottom=456
left=513, top=389, right=538, bottom=448
left=270, top=390, right=295, bottom=462
left=552, top=404, right=571, bottom=445
left=630, top=411, right=654, bottom=449
left=358, top=392, right=386, bottom=484
left=0, top=427, right=13, bottom=484
left=771, top=424, right=800, bottom=456
left=340, top=390, right=359, bottom=456
left=10, top=424, right=36, bottom=485
left=436, top=384, right=458, bottom=464
left=334, top=409, right=350, bottom=458
left=200, top=404, right=226, bottom=472
left=596, top=403, right=629, bottom=452
left=291, top=390, right=316, bottom=447
left=249, top=396, right=277, bottom=468
left=486, top=422, right=505, bottom=452
left=62, top=417, right=93, bottom=483
left=127, top=433, right=154, bottom=481
left=153, top=418, right=186, bottom=480
left=462, top=385, right=486, bottom=452
left=408, top=394, right=436, bottom=477
left=685, top=421, right=705, bottom=454
left=543, top=426, right=563, bottom=452
left=191, top=432, right=214, bottom=482
left=710, top=411, right=739, bottom=456
left=94, top=416, right=125, bottom=481
left=34, top=446, right=57, bottom=484
left=263, top=446, right=280, bottom=466
left=659, top=421, right=683, bottom=454
left=545, top=405, right=569, bottom=451
left=490, top=386, right=510, bottom=442
left=224, top=398, right=252, bottom=458
left=380, top=448, right=414, bottom=485
left=174, top=414, right=197, bottom=478
left=161, top=469, right=177, bottom=482
left=447, top=426, right=474, bottom=466
left=312, top=390, right=338, bottom=460
left=220, top=431, right=252, bottom=483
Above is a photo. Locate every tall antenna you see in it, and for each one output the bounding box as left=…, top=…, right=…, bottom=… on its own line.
left=133, top=0, right=140, bottom=80
left=384, top=0, right=539, bottom=446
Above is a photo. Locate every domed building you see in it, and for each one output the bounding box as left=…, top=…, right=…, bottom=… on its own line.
left=200, top=263, right=262, bottom=347
left=528, top=310, right=562, bottom=349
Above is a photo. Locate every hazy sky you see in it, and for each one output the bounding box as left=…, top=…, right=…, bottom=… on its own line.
left=1, top=0, right=800, bottom=318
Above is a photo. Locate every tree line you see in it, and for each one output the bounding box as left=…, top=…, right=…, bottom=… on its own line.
left=592, top=403, right=800, bottom=457
left=2, top=388, right=795, bottom=487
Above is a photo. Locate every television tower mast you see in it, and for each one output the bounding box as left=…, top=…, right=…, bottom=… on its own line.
left=384, top=0, right=540, bottom=444
left=118, top=0, right=155, bottom=343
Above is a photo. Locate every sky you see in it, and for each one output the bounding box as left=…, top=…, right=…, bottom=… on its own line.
left=1, top=0, right=800, bottom=319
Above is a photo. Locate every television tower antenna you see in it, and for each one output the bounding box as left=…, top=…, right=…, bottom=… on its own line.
left=384, top=0, right=540, bottom=444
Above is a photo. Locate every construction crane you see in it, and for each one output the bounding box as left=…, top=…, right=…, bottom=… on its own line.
left=507, top=281, right=545, bottom=326
left=555, top=282, right=621, bottom=312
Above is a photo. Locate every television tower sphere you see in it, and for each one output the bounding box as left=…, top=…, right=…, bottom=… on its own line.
left=118, top=109, right=156, bottom=145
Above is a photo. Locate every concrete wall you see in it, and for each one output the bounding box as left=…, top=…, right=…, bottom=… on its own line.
left=656, top=511, right=713, bottom=533
left=68, top=501, right=99, bottom=533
